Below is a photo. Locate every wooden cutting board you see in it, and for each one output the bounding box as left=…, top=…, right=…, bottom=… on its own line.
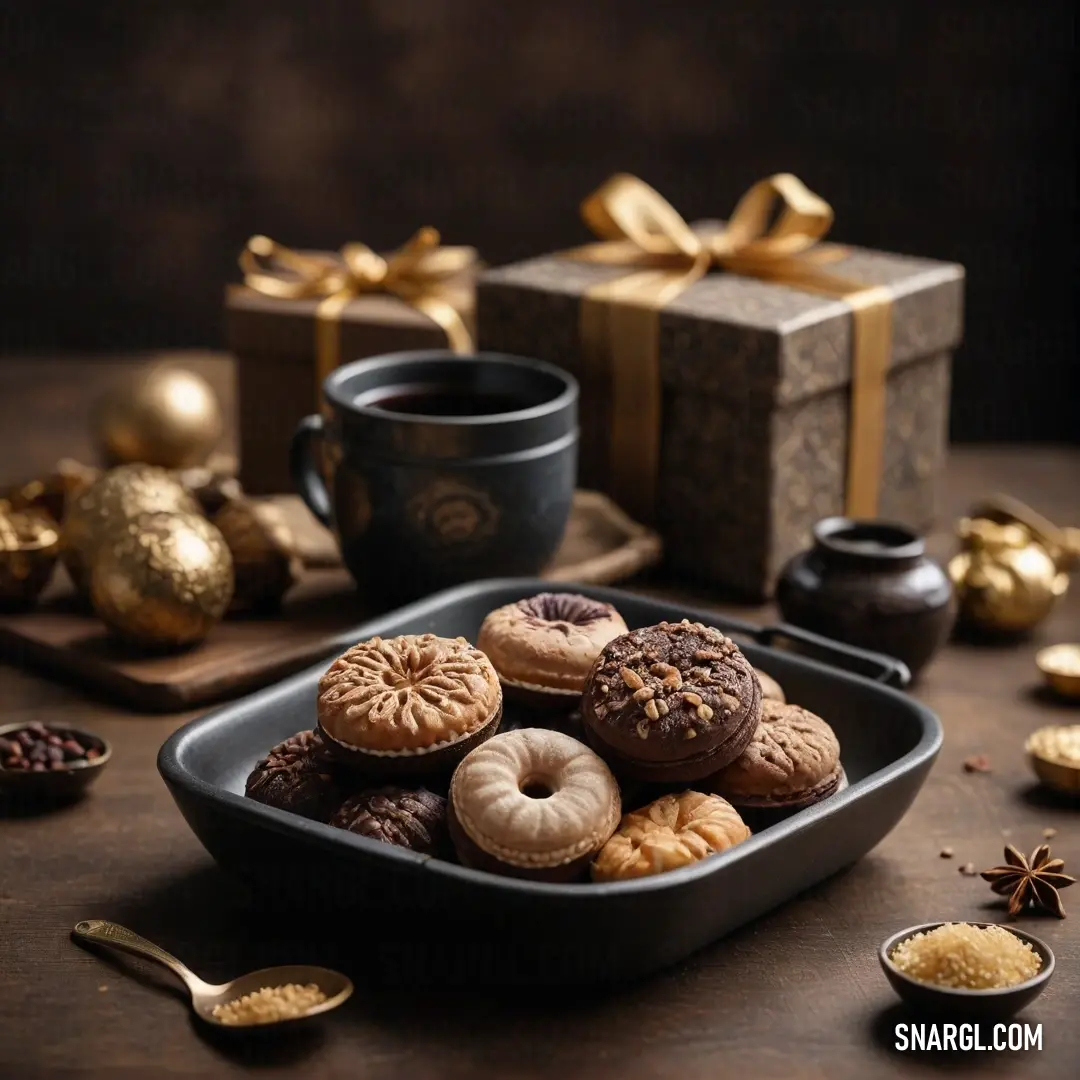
left=0, top=491, right=661, bottom=712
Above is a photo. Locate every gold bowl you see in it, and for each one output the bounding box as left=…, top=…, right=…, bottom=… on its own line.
left=1025, top=722, right=1080, bottom=797
left=0, top=505, right=60, bottom=611
left=1036, top=643, right=1080, bottom=700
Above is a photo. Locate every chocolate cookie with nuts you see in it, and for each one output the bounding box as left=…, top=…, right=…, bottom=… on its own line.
left=580, top=620, right=762, bottom=782
left=245, top=729, right=345, bottom=822
left=330, top=786, right=449, bottom=855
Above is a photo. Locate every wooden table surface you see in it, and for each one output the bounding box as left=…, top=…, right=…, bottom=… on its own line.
left=1, top=354, right=1078, bottom=1079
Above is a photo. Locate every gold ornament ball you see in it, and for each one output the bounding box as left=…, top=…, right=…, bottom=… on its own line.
left=60, top=464, right=201, bottom=596
left=212, top=498, right=303, bottom=614
left=95, top=366, right=223, bottom=469
left=948, top=518, right=1068, bottom=633
left=0, top=504, right=60, bottom=611
left=89, top=511, right=234, bottom=649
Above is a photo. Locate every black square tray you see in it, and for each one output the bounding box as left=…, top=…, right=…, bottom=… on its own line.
left=159, top=579, right=941, bottom=985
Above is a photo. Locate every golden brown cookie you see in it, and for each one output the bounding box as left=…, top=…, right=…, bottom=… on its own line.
left=707, top=699, right=843, bottom=811
left=448, top=728, right=621, bottom=881
left=476, top=593, right=628, bottom=706
left=754, top=668, right=786, bottom=703
left=317, top=634, right=502, bottom=775
left=591, top=791, right=750, bottom=882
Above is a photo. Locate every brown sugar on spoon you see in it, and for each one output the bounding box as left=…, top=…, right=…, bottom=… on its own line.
left=581, top=621, right=762, bottom=782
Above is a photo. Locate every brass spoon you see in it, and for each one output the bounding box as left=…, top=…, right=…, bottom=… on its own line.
left=72, top=920, right=353, bottom=1029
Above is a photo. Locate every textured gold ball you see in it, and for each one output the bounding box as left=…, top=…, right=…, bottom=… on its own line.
left=949, top=518, right=1068, bottom=633
left=60, top=464, right=201, bottom=595
left=95, top=366, right=223, bottom=469
left=90, top=511, right=234, bottom=648
left=212, top=498, right=302, bottom=614
left=0, top=504, right=60, bottom=611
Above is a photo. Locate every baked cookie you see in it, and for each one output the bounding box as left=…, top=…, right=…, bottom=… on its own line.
left=581, top=620, right=762, bottom=782
left=707, top=699, right=844, bottom=814
left=245, top=729, right=344, bottom=822
left=476, top=592, right=628, bottom=708
left=317, top=634, right=502, bottom=775
left=448, top=728, right=621, bottom=881
left=591, top=791, right=750, bottom=882
left=330, top=786, right=448, bottom=855
left=754, top=668, right=786, bottom=703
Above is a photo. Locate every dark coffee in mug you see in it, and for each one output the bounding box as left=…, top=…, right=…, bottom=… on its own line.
left=354, top=383, right=536, bottom=417
left=293, top=351, right=579, bottom=604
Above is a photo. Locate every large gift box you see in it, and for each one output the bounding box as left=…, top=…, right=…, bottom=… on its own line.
left=477, top=174, right=964, bottom=598
left=225, top=230, right=476, bottom=493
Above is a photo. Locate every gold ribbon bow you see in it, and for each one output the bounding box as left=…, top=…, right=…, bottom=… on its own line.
left=240, top=227, right=476, bottom=393
left=568, top=174, right=893, bottom=523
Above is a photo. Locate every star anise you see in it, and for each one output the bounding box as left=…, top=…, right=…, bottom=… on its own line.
left=980, top=844, right=1076, bottom=918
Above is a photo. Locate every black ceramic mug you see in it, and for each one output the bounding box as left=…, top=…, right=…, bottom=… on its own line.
left=291, top=350, right=579, bottom=604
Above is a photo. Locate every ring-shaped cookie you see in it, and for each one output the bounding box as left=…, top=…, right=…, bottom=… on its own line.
left=448, top=728, right=621, bottom=881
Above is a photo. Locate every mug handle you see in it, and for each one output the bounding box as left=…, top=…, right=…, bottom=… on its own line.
left=290, top=414, right=333, bottom=528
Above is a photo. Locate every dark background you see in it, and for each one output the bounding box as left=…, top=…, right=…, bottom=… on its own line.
left=1, top=0, right=1075, bottom=442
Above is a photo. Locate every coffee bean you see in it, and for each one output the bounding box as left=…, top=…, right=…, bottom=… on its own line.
left=0, top=724, right=102, bottom=775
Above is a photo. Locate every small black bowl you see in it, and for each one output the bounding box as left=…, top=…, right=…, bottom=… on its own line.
left=880, top=922, right=1055, bottom=1021
left=0, top=722, right=112, bottom=802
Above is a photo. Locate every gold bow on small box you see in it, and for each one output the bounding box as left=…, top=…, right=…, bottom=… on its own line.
left=564, top=173, right=895, bottom=523
left=240, top=227, right=477, bottom=393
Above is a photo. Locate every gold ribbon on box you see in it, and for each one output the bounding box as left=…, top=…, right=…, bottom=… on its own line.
left=239, top=227, right=477, bottom=395
left=565, top=173, right=894, bottom=523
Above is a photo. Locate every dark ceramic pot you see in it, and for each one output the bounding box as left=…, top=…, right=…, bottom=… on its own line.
left=776, top=517, right=955, bottom=679
left=291, top=350, right=578, bottom=605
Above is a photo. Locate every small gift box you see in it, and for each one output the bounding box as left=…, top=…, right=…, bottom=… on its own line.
left=225, top=229, right=477, bottom=493
left=477, top=174, right=964, bottom=598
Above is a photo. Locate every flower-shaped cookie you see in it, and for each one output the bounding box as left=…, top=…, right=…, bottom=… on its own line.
left=317, top=634, right=502, bottom=773
left=591, top=791, right=750, bottom=882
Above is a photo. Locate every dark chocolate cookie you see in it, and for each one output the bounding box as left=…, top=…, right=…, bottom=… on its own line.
left=330, top=786, right=448, bottom=854
left=581, top=620, right=762, bottom=782
left=245, top=729, right=344, bottom=822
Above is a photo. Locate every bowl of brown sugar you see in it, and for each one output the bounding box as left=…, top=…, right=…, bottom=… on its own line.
left=879, top=922, right=1055, bottom=1020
